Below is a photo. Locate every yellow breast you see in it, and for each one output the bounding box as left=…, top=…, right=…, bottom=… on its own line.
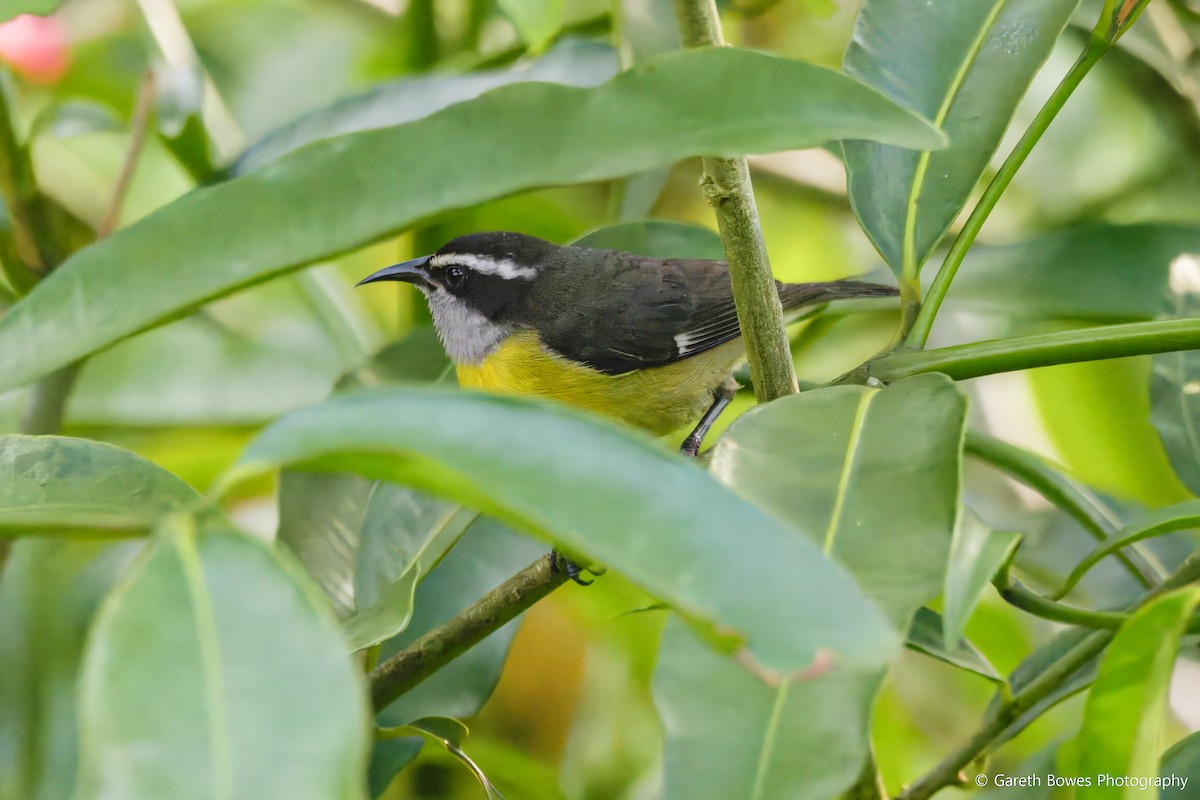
left=456, top=330, right=743, bottom=436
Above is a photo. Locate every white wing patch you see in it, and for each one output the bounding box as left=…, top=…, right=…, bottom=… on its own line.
left=431, top=252, right=537, bottom=280
left=674, top=331, right=703, bottom=356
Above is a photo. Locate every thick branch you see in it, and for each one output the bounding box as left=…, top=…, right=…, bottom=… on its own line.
left=369, top=554, right=569, bottom=711
left=672, top=0, right=798, bottom=402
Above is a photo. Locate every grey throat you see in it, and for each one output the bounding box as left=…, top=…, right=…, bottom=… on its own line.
left=425, top=288, right=510, bottom=365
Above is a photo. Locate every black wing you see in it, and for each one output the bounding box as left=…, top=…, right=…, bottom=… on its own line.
left=533, top=252, right=895, bottom=375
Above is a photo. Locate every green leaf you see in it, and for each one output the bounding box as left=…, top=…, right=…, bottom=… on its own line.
left=277, top=471, right=373, bottom=618
left=843, top=0, right=1078, bottom=274
left=1033, top=354, right=1190, bottom=507
left=231, top=39, right=618, bottom=176
left=344, top=486, right=478, bottom=651
left=0, top=539, right=142, bottom=800
left=496, top=0, right=564, bottom=52
left=0, top=46, right=943, bottom=393
left=0, top=435, right=198, bottom=536
left=710, top=374, right=967, bottom=627
left=1077, top=588, right=1200, bottom=799
left=654, top=617, right=883, bottom=800
left=571, top=220, right=725, bottom=260
left=942, top=511, right=1020, bottom=649
left=905, top=607, right=1001, bottom=682
left=279, top=327, right=451, bottom=618
left=1160, top=731, right=1200, bottom=792
left=656, top=374, right=966, bottom=798
left=949, top=223, right=1192, bottom=323
left=75, top=517, right=369, bottom=800
left=69, top=315, right=346, bottom=426
left=223, top=386, right=901, bottom=676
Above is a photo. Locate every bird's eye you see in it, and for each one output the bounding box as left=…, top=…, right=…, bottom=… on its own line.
left=444, top=265, right=467, bottom=290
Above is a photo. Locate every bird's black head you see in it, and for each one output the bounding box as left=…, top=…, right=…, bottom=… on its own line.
left=359, top=231, right=558, bottom=320
left=357, top=232, right=562, bottom=364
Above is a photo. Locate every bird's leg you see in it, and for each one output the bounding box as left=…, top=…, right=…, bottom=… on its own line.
left=549, top=550, right=594, bottom=586
left=680, top=380, right=738, bottom=457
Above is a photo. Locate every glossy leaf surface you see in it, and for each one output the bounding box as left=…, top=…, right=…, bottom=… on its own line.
left=844, top=0, right=1077, bottom=274
left=0, top=46, right=942, bottom=393
left=0, top=435, right=198, bottom=536
left=75, top=518, right=369, bottom=800
left=225, top=387, right=901, bottom=675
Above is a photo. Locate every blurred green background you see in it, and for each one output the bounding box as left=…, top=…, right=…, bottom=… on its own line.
left=4, top=0, right=1200, bottom=797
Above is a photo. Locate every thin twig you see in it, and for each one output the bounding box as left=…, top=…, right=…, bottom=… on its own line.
left=897, top=556, right=1200, bottom=800
left=369, top=554, right=569, bottom=711
left=18, top=72, right=157, bottom=436
left=671, top=0, right=798, bottom=403
left=98, top=74, right=156, bottom=238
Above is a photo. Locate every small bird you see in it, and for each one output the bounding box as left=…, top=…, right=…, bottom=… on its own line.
left=359, top=231, right=896, bottom=455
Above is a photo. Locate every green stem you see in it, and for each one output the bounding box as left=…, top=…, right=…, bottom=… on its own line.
left=964, top=431, right=1162, bottom=588
left=19, top=362, right=82, bottom=435
left=1055, top=504, right=1200, bottom=600
left=672, top=0, right=798, bottom=402
left=904, top=36, right=1110, bottom=347
left=995, top=574, right=1128, bottom=629
left=877, top=317, right=1200, bottom=382
left=369, top=555, right=569, bottom=711
left=899, top=556, right=1200, bottom=800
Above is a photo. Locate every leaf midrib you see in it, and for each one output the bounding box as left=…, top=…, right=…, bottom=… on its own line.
left=902, top=0, right=1010, bottom=278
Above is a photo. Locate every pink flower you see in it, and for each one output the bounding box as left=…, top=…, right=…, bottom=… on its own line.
left=0, top=14, right=69, bottom=84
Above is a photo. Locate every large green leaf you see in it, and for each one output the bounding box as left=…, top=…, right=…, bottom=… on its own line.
left=67, top=315, right=346, bottom=426
left=949, top=223, right=1190, bottom=323
left=75, top=517, right=369, bottom=800
left=0, top=435, right=198, bottom=536
left=0, top=46, right=943, bottom=394
left=1160, top=731, right=1200, bottom=792
left=709, top=374, right=966, bottom=627
left=222, top=387, right=901, bottom=675
left=343, top=485, right=477, bottom=651
left=654, top=617, right=881, bottom=800
left=843, top=0, right=1078, bottom=274
left=277, top=471, right=373, bottom=618
left=655, top=374, right=966, bottom=799
left=231, top=39, right=618, bottom=175
left=1033, top=354, right=1190, bottom=508
left=1077, top=589, right=1200, bottom=799
left=0, top=539, right=142, bottom=800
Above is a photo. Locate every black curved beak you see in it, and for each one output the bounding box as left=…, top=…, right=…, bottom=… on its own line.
left=357, top=256, right=434, bottom=289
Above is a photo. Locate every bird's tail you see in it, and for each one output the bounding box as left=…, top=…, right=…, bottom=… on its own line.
left=777, top=279, right=898, bottom=313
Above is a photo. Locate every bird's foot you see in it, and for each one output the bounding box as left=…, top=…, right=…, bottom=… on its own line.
left=550, top=550, right=594, bottom=586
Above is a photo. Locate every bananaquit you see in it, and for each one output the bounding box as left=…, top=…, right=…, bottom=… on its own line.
left=359, top=231, right=896, bottom=454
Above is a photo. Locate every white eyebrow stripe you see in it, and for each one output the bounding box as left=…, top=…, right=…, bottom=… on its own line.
left=431, top=252, right=538, bottom=279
